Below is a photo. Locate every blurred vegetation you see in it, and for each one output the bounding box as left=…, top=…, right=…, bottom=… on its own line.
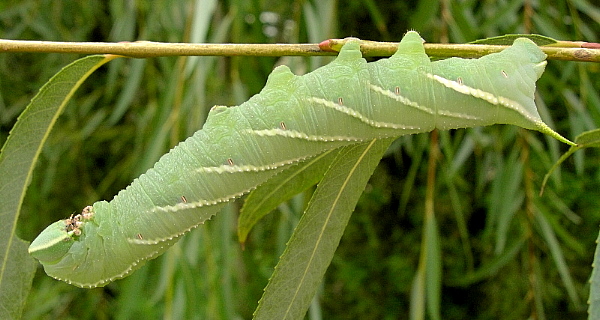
left=1, top=0, right=599, bottom=319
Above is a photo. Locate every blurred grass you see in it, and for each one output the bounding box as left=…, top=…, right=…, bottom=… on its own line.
left=1, top=0, right=599, bottom=319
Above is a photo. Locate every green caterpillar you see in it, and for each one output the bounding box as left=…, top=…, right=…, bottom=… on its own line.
left=28, top=31, right=572, bottom=288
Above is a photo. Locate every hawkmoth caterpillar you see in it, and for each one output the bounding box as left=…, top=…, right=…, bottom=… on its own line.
left=28, top=31, right=572, bottom=288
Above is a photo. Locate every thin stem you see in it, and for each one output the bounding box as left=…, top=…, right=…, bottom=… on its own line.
left=0, top=40, right=327, bottom=58
left=0, top=39, right=598, bottom=62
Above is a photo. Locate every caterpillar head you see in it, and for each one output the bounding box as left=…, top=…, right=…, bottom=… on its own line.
left=29, top=206, right=93, bottom=264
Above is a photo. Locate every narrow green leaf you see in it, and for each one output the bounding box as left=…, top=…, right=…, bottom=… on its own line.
left=589, top=227, right=600, bottom=320
left=470, top=34, right=558, bottom=46
left=106, top=58, right=146, bottom=125
left=362, top=0, right=388, bottom=35
left=0, top=54, right=117, bottom=319
left=253, top=138, right=394, bottom=320
left=571, top=128, right=600, bottom=146
left=238, top=149, right=339, bottom=244
left=446, top=237, right=527, bottom=287
left=425, top=214, right=441, bottom=320
left=0, top=236, right=35, bottom=320
left=541, top=128, right=600, bottom=195
left=534, top=205, right=582, bottom=308
left=410, top=267, right=425, bottom=320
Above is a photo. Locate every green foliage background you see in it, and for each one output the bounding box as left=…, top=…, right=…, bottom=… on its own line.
left=2, top=0, right=600, bottom=319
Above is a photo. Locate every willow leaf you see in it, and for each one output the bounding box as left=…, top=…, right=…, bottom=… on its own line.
left=253, top=138, right=393, bottom=319
left=0, top=54, right=117, bottom=319
left=541, top=128, right=600, bottom=195
left=238, top=149, right=339, bottom=244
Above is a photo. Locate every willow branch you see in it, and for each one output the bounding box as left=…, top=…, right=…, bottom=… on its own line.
left=0, top=38, right=598, bottom=62
left=0, top=40, right=327, bottom=58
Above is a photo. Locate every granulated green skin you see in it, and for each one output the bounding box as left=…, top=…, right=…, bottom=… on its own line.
left=29, top=31, right=568, bottom=288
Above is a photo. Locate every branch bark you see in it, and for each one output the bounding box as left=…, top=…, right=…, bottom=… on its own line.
left=0, top=38, right=598, bottom=62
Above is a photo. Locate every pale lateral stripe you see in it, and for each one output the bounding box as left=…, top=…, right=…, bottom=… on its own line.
left=369, top=84, right=434, bottom=115
left=438, top=110, right=481, bottom=120
left=127, top=225, right=196, bottom=245
left=425, top=73, right=536, bottom=119
left=138, top=188, right=255, bottom=245
left=247, top=128, right=365, bottom=142
left=370, top=83, right=481, bottom=121
left=152, top=190, right=248, bottom=213
left=196, top=156, right=310, bottom=174
left=307, top=96, right=420, bottom=130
